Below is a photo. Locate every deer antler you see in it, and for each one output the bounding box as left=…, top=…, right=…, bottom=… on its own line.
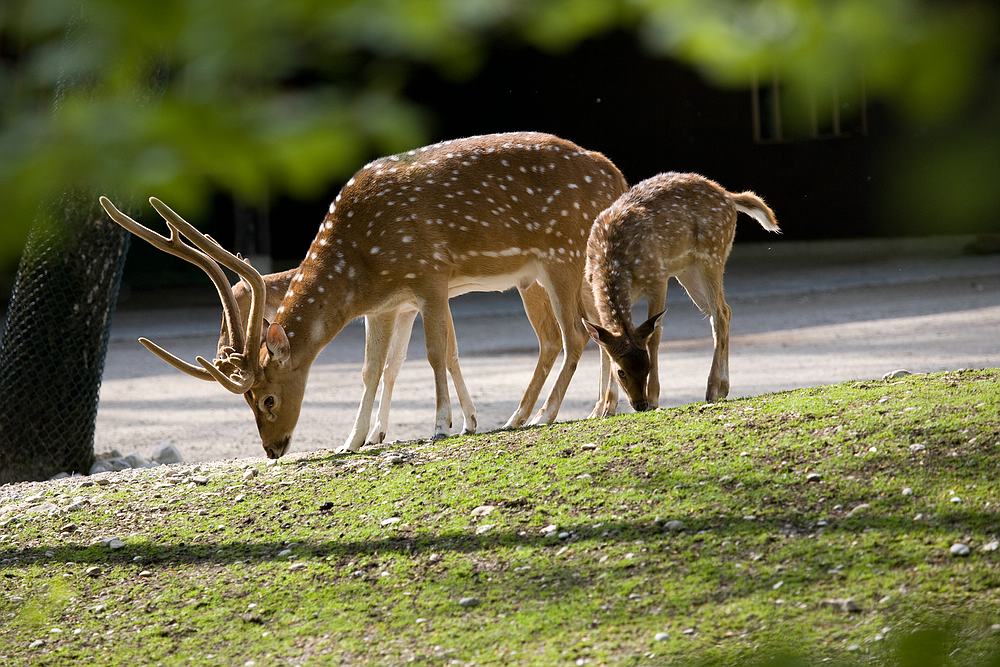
left=98, top=196, right=264, bottom=394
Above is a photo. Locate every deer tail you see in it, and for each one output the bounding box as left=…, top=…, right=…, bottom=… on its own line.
left=731, top=191, right=780, bottom=233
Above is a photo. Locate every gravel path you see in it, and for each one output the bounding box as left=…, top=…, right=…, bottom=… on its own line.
left=95, top=236, right=1000, bottom=462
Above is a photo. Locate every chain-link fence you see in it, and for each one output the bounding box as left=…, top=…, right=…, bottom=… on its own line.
left=0, top=192, right=129, bottom=483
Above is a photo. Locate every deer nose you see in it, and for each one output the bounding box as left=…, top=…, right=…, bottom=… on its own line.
left=264, top=437, right=291, bottom=459
left=633, top=400, right=650, bottom=412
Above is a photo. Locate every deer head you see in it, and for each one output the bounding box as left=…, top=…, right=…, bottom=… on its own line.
left=99, top=196, right=301, bottom=458
left=582, top=310, right=664, bottom=412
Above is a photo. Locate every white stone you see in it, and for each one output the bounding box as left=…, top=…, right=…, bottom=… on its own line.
left=950, top=543, right=971, bottom=556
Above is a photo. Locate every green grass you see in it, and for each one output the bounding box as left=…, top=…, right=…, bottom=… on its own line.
left=1, top=370, right=998, bottom=665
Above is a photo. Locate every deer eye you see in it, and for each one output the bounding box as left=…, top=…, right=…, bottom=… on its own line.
left=262, top=395, right=276, bottom=410
left=617, top=369, right=626, bottom=380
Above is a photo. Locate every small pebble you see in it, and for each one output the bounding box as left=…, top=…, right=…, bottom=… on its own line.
left=580, top=442, right=598, bottom=451
left=475, top=524, right=495, bottom=535
left=847, top=503, right=870, bottom=518
left=950, top=496, right=962, bottom=504
left=663, top=520, right=685, bottom=532
left=981, top=540, right=998, bottom=552
left=190, top=475, right=209, bottom=485
left=85, top=566, right=102, bottom=578
left=380, top=517, right=401, bottom=527
left=950, top=543, right=971, bottom=557
left=540, top=524, right=558, bottom=536
left=60, top=523, right=77, bottom=533
left=882, top=369, right=912, bottom=380
left=823, top=598, right=861, bottom=613
left=805, top=472, right=822, bottom=483
left=909, top=444, right=926, bottom=453
left=471, top=505, right=495, bottom=517
left=902, top=487, right=913, bottom=496
left=289, top=562, right=307, bottom=571
left=139, top=570, right=152, bottom=577
left=93, top=478, right=111, bottom=487
left=654, top=632, right=669, bottom=641
left=29, top=639, right=45, bottom=648
left=277, top=549, right=293, bottom=558
left=243, top=469, right=258, bottom=480
left=107, top=538, right=125, bottom=550
left=458, top=597, right=480, bottom=608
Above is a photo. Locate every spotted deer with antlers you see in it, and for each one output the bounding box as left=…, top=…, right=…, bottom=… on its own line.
left=583, top=172, right=780, bottom=411
left=102, top=132, right=627, bottom=457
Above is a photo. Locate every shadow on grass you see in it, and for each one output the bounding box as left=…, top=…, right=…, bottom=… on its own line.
left=1, top=510, right=996, bottom=570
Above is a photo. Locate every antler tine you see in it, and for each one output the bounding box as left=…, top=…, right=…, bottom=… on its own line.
left=138, top=338, right=216, bottom=382
left=195, top=356, right=254, bottom=394
left=149, top=197, right=268, bottom=381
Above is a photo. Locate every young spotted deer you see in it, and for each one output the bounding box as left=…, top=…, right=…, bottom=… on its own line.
left=583, top=172, right=780, bottom=411
left=102, top=132, right=627, bottom=458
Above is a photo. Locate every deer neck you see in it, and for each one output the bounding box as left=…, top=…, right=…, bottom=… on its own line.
left=272, top=217, right=372, bottom=368
left=588, top=212, right=644, bottom=341
left=592, top=256, right=636, bottom=339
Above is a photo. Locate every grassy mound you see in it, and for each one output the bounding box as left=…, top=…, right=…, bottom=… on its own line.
left=1, top=370, right=998, bottom=665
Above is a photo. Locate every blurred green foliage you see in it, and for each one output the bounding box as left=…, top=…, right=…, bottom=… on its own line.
left=1, top=0, right=997, bottom=263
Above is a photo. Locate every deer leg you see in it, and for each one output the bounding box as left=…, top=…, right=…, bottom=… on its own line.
left=589, top=347, right=619, bottom=418
left=367, top=309, right=418, bottom=445
left=644, top=283, right=668, bottom=408
left=445, top=315, right=478, bottom=435
left=418, top=287, right=454, bottom=440
left=581, top=285, right=618, bottom=419
left=337, top=310, right=398, bottom=453
left=504, top=282, right=561, bottom=429
left=677, top=267, right=731, bottom=402
left=529, top=271, right=589, bottom=425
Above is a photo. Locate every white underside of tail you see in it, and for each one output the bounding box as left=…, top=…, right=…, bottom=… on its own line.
left=736, top=204, right=780, bottom=232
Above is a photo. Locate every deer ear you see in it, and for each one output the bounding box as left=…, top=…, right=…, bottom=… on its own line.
left=582, top=318, right=616, bottom=348
left=263, top=321, right=290, bottom=365
left=635, top=310, right=666, bottom=342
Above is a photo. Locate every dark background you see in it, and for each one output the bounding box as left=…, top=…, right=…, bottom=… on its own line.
left=11, top=32, right=896, bottom=294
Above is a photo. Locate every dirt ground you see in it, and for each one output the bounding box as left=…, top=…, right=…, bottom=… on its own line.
left=95, top=236, right=1000, bottom=462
